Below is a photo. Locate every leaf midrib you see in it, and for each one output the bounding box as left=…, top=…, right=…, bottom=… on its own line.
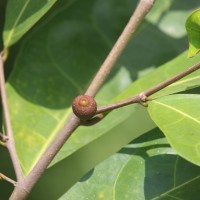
left=153, top=100, right=200, bottom=125
left=151, top=175, right=200, bottom=200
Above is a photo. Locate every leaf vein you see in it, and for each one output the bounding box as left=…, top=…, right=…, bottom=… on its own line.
left=168, top=74, right=200, bottom=87
left=4, top=0, right=30, bottom=47
left=46, top=45, right=82, bottom=93
left=153, top=100, right=200, bottom=125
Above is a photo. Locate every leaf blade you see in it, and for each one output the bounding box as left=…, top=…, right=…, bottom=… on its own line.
left=3, top=0, right=57, bottom=47
left=7, top=0, right=154, bottom=175
left=116, top=51, right=200, bottom=101
left=148, top=94, right=200, bottom=166
left=186, top=9, right=200, bottom=57
left=7, top=0, right=200, bottom=175
left=62, top=130, right=200, bottom=200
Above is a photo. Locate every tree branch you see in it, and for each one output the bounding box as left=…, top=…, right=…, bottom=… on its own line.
left=9, top=0, right=156, bottom=199
left=9, top=114, right=80, bottom=200
left=0, top=173, right=16, bottom=186
left=0, top=54, right=23, bottom=181
left=85, top=0, right=155, bottom=96
left=96, top=61, right=200, bottom=113
left=0, top=131, right=9, bottom=142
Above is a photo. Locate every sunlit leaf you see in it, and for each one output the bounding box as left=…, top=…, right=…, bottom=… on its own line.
left=148, top=94, right=200, bottom=166
left=6, top=0, right=200, bottom=177
left=7, top=0, right=142, bottom=175
left=2, top=0, right=199, bottom=199
left=116, top=51, right=200, bottom=100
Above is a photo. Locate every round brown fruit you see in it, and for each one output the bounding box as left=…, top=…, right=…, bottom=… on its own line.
left=72, top=95, right=97, bottom=120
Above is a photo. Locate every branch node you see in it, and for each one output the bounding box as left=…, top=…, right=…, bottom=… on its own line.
left=136, top=92, right=148, bottom=107
left=0, top=52, right=23, bottom=181
left=138, top=92, right=148, bottom=102
left=1, top=49, right=9, bottom=61
left=0, top=132, right=9, bottom=142
left=14, top=182, right=30, bottom=194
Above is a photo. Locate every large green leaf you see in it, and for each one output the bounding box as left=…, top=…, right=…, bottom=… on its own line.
left=53, top=17, right=200, bottom=170
left=3, top=0, right=57, bottom=48
left=62, top=129, right=200, bottom=200
left=52, top=50, right=200, bottom=168
left=186, top=9, right=200, bottom=57
left=2, top=0, right=199, bottom=199
left=7, top=0, right=139, bottom=175
left=148, top=94, right=200, bottom=166
left=6, top=0, right=200, bottom=175
left=28, top=106, right=154, bottom=199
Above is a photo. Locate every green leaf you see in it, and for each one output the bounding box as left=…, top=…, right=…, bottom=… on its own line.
left=116, top=51, right=200, bottom=101
left=3, top=0, right=57, bottom=48
left=28, top=106, right=155, bottom=199
left=7, top=0, right=200, bottom=175
left=7, top=0, right=179, bottom=175
left=7, top=0, right=141, bottom=175
left=3, top=0, right=199, bottom=198
left=62, top=130, right=200, bottom=200
left=148, top=94, right=200, bottom=166
left=186, top=9, right=200, bottom=57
